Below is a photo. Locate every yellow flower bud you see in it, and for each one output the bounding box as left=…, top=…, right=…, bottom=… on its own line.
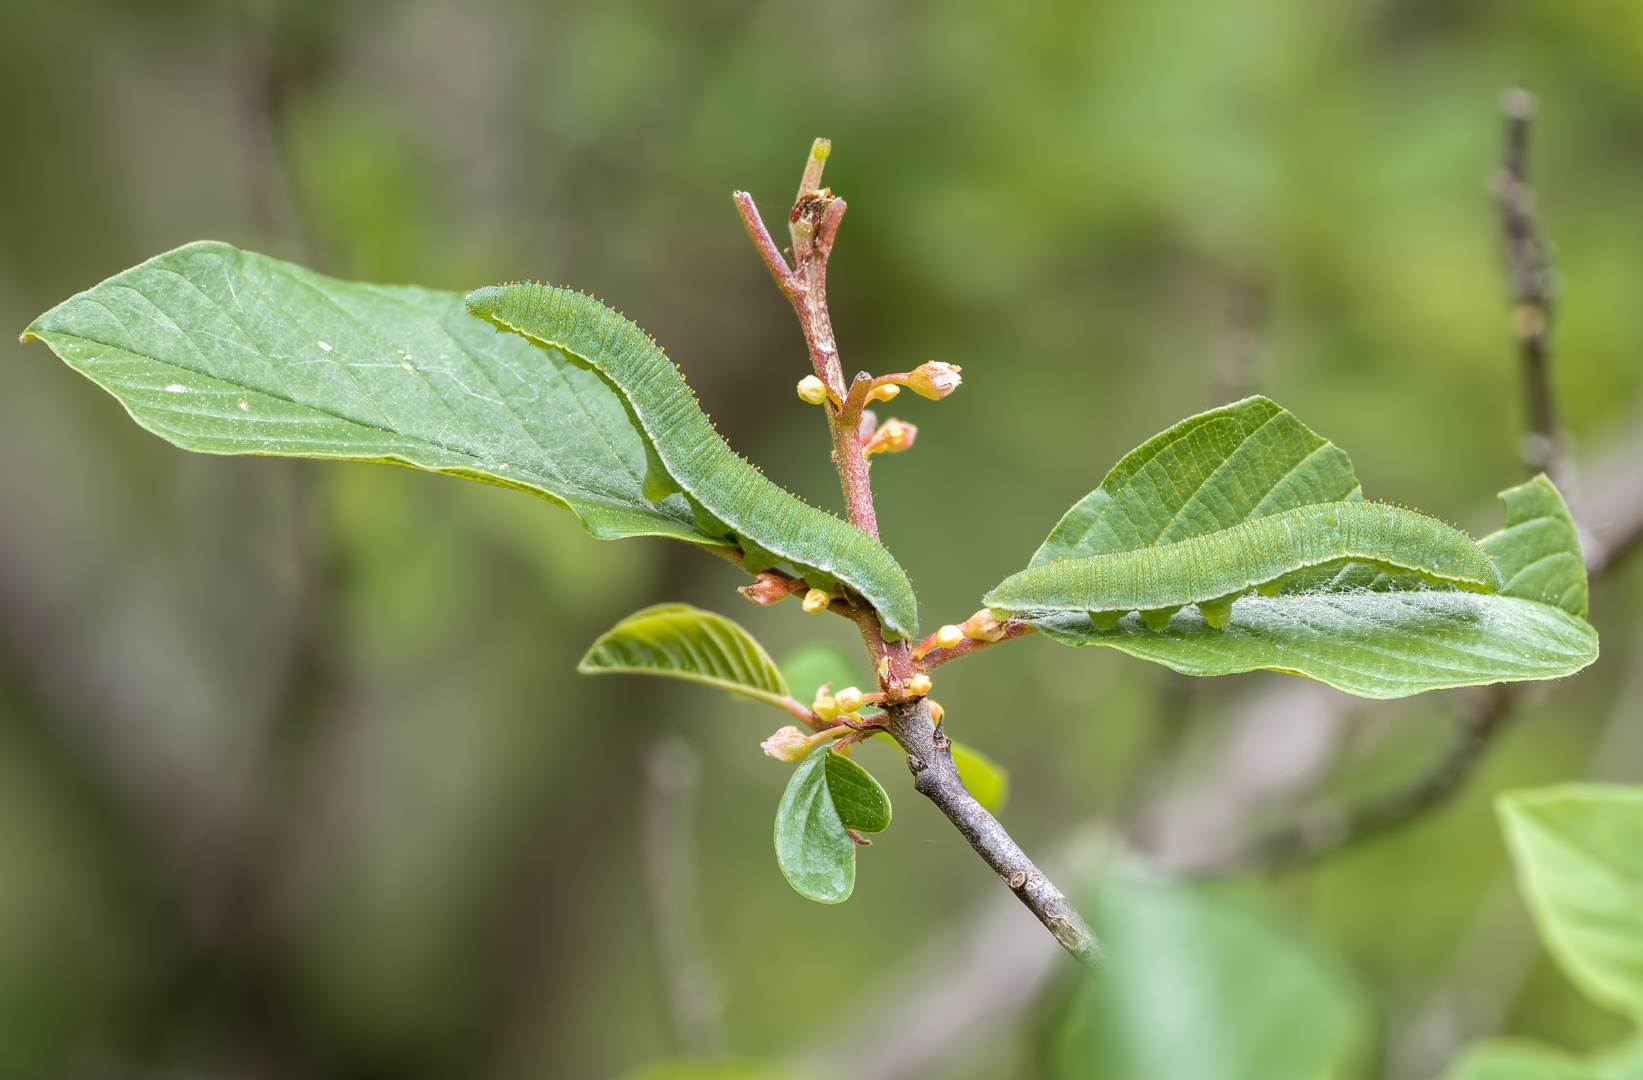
left=906, top=672, right=933, bottom=697
left=927, top=700, right=945, bottom=724
left=869, top=383, right=900, bottom=402
left=802, top=588, right=831, bottom=613
left=812, top=694, right=839, bottom=721
left=760, top=725, right=813, bottom=762
left=935, top=624, right=965, bottom=649
left=796, top=375, right=828, bottom=405
left=961, top=609, right=1008, bottom=642
left=904, top=361, right=963, bottom=400
left=862, top=418, right=917, bottom=455
left=834, top=686, right=864, bottom=714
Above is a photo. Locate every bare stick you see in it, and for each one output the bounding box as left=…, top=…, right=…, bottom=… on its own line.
left=1497, top=88, right=1569, bottom=487
left=739, top=141, right=1096, bottom=965
left=884, top=699, right=1100, bottom=966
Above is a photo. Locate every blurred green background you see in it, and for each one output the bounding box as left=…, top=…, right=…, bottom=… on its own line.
left=1, top=0, right=1641, bottom=1077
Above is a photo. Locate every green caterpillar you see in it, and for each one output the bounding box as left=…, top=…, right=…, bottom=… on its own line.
left=985, top=502, right=1500, bottom=631
left=467, top=282, right=919, bottom=640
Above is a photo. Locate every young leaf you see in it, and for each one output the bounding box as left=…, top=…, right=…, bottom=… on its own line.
left=824, top=751, right=891, bottom=833
left=950, top=740, right=1009, bottom=812
left=1437, top=1041, right=1603, bottom=1080
left=1046, top=872, right=1370, bottom=1080
left=1483, top=474, right=1588, bottom=617
left=22, top=242, right=729, bottom=549
left=578, top=603, right=790, bottom=710
left=1498, top=785, right=1643, bottom=1023
left=1033, top=395, right=1361, bottom=565
left=773, top=746, right=855, bottom=903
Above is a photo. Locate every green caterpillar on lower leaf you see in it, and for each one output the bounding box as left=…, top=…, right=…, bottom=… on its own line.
left=467, top=282, right=919, bottom=640
left=984, top=502, right=1501, bottom=631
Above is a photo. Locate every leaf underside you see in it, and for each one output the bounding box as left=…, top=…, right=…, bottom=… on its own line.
left=1005, top=398, right=1597, bottom=697
left=23, top=241, right=728, bottom=548
left=577, top=603, right=790, bottom=710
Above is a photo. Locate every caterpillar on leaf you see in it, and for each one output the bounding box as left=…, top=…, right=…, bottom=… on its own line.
left=984, top=502, right=1500, bottom=631
left=467, top=282, right=920, bottom=640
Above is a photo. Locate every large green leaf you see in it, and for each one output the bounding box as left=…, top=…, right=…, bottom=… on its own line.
left=1483, top=474, right=1589, bottom=617
left=1046, top=872, right=1370, bottom=1080
left=1014, top=419, right=1598, bottom=698
left=578, top=604, right=791, bottom=710
left=1498, top=785, right=1643, bottom=1022
left=774, top=746, right=856, bottom=903
left=1029, top=592, right=1596, bottom=699
left=1438, top=1041, right=1602, bottom=1080
left=22, top=241, right=725, bottom=548
left=1032, top=395, right=1361, bottom=565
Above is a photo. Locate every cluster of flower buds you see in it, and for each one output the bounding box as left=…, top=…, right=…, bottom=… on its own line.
left=862, top=418, right=917, bottom=456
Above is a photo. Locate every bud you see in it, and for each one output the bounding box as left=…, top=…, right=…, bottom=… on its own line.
left=863, top=418, right=917, bottom=456
left=740, top=571, right=800, bottom=606
left=796, top=375, right=828, bottom=405
left=834, top=686, right=864, bottom=714
left=857, top=410, right=878, bottom=443
left=869, top=382, right=900, bottom=402
left=935, top=624, right=965, bottom=649
left=906, top=672, right=933, bottom=697
left=802, top=588, right=831, bottom=613
left=927, top=700, right=945, bottom=725
left=961, top=609, right=1008, bottom=643
left=812, top=694, right=839, bottom=721
left=904, top=361, right=963, bottom=400
left=760, top=725, right=814, bottom=763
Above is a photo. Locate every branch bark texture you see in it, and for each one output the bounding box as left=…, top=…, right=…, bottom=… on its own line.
left=884, top=698, right=1101, bottom=966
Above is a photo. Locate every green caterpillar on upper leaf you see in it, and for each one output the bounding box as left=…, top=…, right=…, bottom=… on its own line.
left=984, top=502, right=1500, bottom=632
left=467, top=282, right=919, bottom=639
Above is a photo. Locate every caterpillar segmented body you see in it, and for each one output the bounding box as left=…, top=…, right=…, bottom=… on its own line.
left=467, top=282, right=919, bottom=639
left=984, top=502, right=1500, bottom=631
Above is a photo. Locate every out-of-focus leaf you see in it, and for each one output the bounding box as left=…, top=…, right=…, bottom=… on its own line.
left=1437, top=1040, right=1602, bottom=1080
left=1031, top=395, right=1361, bottom=565
left=773, top=746, right=855, bottom=903
left=1592, top=1033, right=1643, bottom=1080
left=1030, top=591, right=1596, bottom=699
left=950, top=741, right=1009, bottom=812
left=578, top=604, right=791, bottom=710
left=1046, top=872, right=1369, bottom=1080
left=1498, top=785, right=1643, bottom=1022
left=778, top=641, right=866, bottom=703
left=22, top=241, right=726, bottom=548
left=824, top=752, right=891, bottom=833
left=1482, top=474, right=1589, bottom=618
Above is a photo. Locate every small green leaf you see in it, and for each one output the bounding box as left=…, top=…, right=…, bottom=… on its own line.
left=1498, top=785, right=1643, bottom=1022
left=22, top=241, right=727, bottom=549
left=778, top=640, right=866, bottom=703
left=774, top=746, right=855, bottom=903
left=578, top=604, right=790, bottom=710
left=824, top=751, right=891, bottom=833
left=1482, top=474, right=1588, bottom=617
left=1033, top=395, right=1361, bottom=565
left=1437, top=1041, right=1602, bottom=1080
left=1031, top=592, right=1596, bottom=699
left=1046, top=872, right=1370, bottom=1080
left=951, top=741, right=1009, bottom=812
